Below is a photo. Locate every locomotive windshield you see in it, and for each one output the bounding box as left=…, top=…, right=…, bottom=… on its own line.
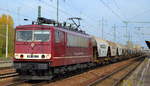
left=16, top=30, right=50, bottom=42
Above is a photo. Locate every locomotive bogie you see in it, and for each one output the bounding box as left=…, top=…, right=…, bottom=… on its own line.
left=14, top=62, right=53, bottom=80
left=14, top=62, right=49, bottom=70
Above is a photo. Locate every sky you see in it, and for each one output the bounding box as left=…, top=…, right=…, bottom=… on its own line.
left=0, top=0, right=150, bottom=48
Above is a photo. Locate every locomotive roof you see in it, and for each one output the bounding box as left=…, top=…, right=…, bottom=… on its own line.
left=55, top=27, right=91, bottom=38
left=16, top=24, right=50, bottom=29
left=16, top=24, right=91, bottom=38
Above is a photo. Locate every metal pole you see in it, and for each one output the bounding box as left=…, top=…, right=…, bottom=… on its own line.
left=38, top=6, right=41, bottom=17
left=6, top=16, right=8, bottom=58
left=102, top=17, right=104, bottom=39
left=125, top=23, right=128, bottom=42
left=57, top=0, right=59, bottom=23
left=113, top=24, right=116, bottom=42
left=99, top=19, right=101, bottom=37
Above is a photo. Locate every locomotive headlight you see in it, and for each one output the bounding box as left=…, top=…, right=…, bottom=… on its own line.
left=20, top=54, right=24, bottom=58
left=41, top=55, right=45, bottom=58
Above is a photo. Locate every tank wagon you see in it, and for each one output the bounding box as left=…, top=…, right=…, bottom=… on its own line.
left=13, top=17, right=142, bottom=80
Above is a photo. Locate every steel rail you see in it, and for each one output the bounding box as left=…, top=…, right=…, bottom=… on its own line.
left=0, top=61, right=12, bottom=64
left=87, top=56, right=144, bottom=86
left=0, top=61, right=13, bottom=69
left=0, top=67, right=13, bottom=70
left=112, top=59, right=143, bottom=86
left=0, top=72, right=18, bottom=79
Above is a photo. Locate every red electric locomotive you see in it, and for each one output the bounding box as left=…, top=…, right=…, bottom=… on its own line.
left=14, top=17, right=143, bottom=80
left=14, top=17, right=93, bottom=80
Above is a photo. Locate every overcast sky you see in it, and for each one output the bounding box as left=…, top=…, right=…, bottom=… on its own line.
left=0, top=0, right=150, bottom=48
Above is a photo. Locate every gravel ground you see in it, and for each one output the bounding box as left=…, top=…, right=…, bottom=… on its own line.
left=120, top=58, right=150, bottom=86
left=42, top=58, right=136, bottom=86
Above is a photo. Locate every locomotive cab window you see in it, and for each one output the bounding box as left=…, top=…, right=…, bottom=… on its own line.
left=16, top=31, right=32, bottom=41
left=16, top=30, right=50, bottom=42
left=33, top=30, right=50, bottom=42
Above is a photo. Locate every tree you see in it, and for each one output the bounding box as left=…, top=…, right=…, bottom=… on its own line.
left=0, top=14, right=14, bottom=59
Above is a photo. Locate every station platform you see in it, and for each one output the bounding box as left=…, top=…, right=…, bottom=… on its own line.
left=121, top=57, right=150, bottom=86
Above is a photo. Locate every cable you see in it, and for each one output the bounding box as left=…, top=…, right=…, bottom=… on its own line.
left=16, top=0, right=55, bottom=19
left=111, top=0, right=128, bottom=22
left=130, top=9, right=150, bottom=20
left=98, top=0, right=126, bottom=22
left=37, top=0, right=100, bottom=32
left=63, top=2, right=100, bottom=30
left=0, top=8, right=34, bottom=20
left=112, top=0, right=120, bottom=9
left=132, top=28, right=145, bottom=44
left=64, top=1, right=99, bottom=22
left=37, top=0, right=97, bottom=22
left=37, top=0, right=74, bottom=17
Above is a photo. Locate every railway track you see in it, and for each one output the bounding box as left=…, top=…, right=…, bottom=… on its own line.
left=0, top=72, right=18, bottom=79
left=0, top=56, right=145, bottom=86
left=88, top=57, right=143, bottom=86
left=0, top=67, right=13, bottom=70
left=0, top=61, right=13, bottom=69
left=0, top=60, right=17, bottom=80
left=31, top=56, right=144, bottom=86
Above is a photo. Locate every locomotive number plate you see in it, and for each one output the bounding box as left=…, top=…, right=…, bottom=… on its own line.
left=27, top=55, right=39, bottom=58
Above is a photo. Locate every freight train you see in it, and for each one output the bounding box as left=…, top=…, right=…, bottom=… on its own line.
left=13, top=17, right=142, bottom=80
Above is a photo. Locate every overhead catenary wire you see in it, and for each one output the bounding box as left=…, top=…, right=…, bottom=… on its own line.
left=130, top=9, right=150, bottom=20
left=57, top=0, right=113, bottom=38
left=0, top=8, right=34, bottom=20
left=0, top=0, right=70, bottom=26
left=64, top=1, right=105, bottom=34
left=36, top=0, right=99, bottom=30
left=112, top=0, right=120, bottom=10
left=37, top=0, right=145, bottom=45
left=0, top=0, right=98, bottom=33
left=133, top=29, right=146, bottom=44
left=64, top=1, right=99, bottom=22
left=15, top=0, right=106, bottom=33
left=98, top=0, right=144, bottom=44
left=0, top=0, right=42, bottom=25
left=111, top=0, right=129, bottom=22
left=37, top=0, right=91, bottom=22
left=37, top=0, right=74, bottom=17
left=16, top=0, right=57, bottom=20
left=98, top=0, right=127, bottom=23
left=0, top=7, right=38, bottom=27
left=129, top=27, right=145, bottom=44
